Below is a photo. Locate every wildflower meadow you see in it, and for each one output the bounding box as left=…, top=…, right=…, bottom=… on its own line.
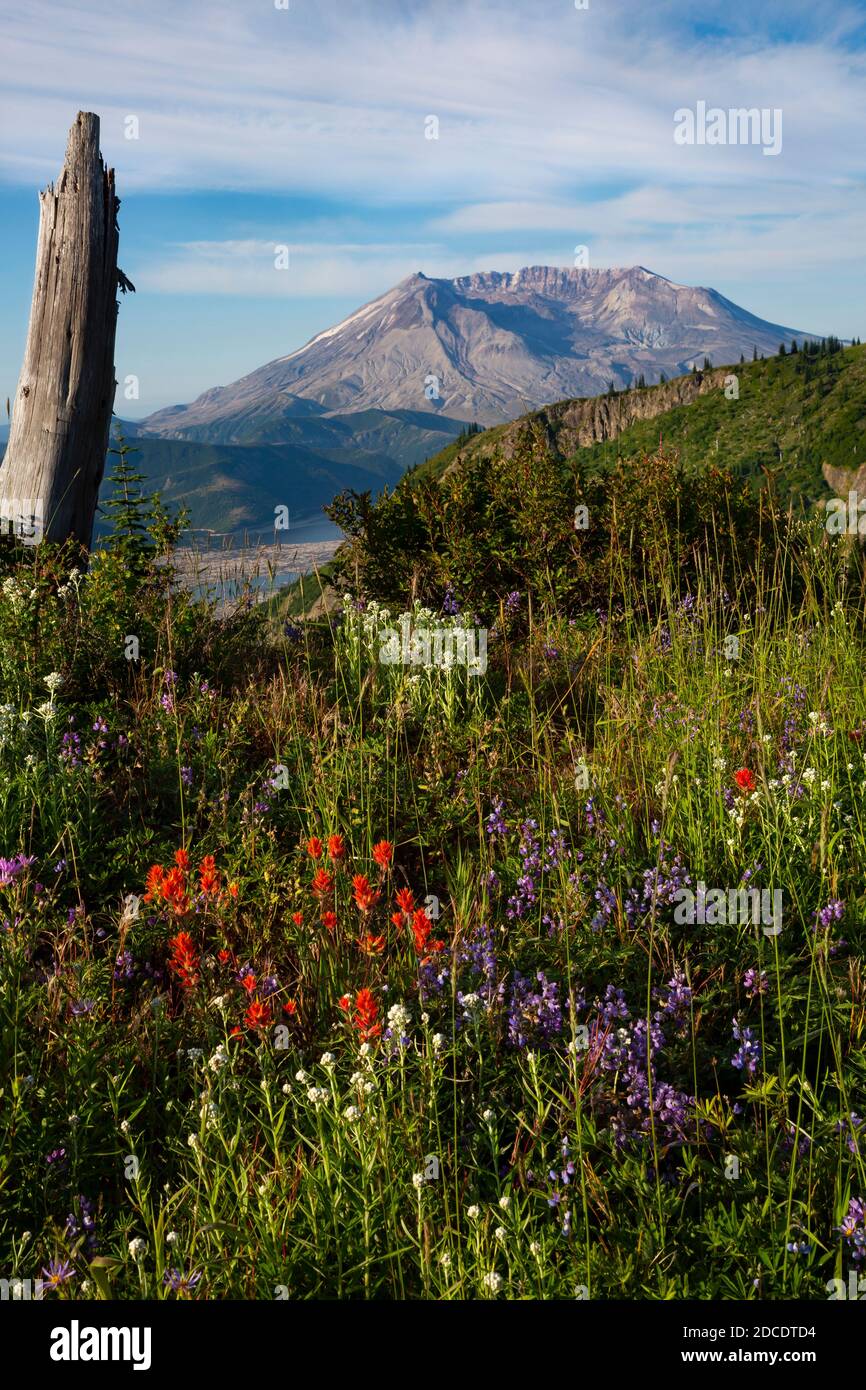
left=1, top=435, right=864, bottom=1322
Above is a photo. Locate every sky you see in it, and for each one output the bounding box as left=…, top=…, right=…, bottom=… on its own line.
left=1, top=0, right=864, bottom=417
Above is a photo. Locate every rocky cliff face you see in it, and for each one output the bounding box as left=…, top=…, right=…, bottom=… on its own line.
left=440, top=367, right=733, bottom=474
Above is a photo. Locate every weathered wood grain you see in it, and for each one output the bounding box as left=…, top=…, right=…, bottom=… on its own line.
left=0, top=111, right=128, bottom=547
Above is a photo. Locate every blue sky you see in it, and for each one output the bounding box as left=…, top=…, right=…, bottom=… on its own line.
left=1, top=0, right=864, bottom=417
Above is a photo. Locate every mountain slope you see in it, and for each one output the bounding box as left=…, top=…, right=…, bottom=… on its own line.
left=275, top=342, right=866, bottom=617
left=409, top=342, right=866, bottom=505
left=140, top=265, right=809, bottom=437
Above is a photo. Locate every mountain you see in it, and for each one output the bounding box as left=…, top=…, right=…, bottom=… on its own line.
left=140, top=265, right=809, bottom=439
left=113, top=408, right=469, bottom=537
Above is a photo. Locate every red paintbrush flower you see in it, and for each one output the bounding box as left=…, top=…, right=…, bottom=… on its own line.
left=352, top=874, right=380, bottom=911
left=161, top=866, right=191, bottom=916
left=143, top=864, right=164, bottom=902
left=372, top=840, right=393, bottom=868
left=394, top=887, right=415, bottom=914
left=353, top=987, right=380, bottom=1040
left=168, top=931, right=200, bottom=989
left=358, top=933, right=386, bottom=955
left=199, top=854, right=221, bottom=898
left=244, top=1000, right=271, bottom=1030
left=174, top=848, right=190, bottom=871
left=306, top=836, right=324, bottom=861
left=283, top=999, right=297, bottom=1016
left=242, top=974, right=257, bottom=994
left=321, top=910, right=338, bottom=932
left=327, top=834, right=346, bottom=862
left=410, top=907, right=444, bottom=956
left=292, top=911, right=304, bottom=926
left=734, top=768, right=756, bottom=794
left=311, top=868, right=335, bottom=897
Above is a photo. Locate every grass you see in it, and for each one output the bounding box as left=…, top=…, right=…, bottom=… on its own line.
left=0, top=482, right=864, bottom=1301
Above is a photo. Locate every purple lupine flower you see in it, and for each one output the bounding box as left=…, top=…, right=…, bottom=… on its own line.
left=731, top=1019, right=761, bottom=1076
left=814, top=899, right=845, bottom=931
left=659, top=970, right=692, bottom=1028
left=485, top=798, right=507, bottom=836
left=507, top=970, right=562, bottom=1048
left=114, top=950, right=135, bottom=983
left=743, top=968, right=768, bottom=998
left=598, top=984, right=629, bottom=1023
left=442, top=587, right=460, bottom=616
left=60, top=730, right=82, bottom=766
left=65, top=1195, right=98, bottom=1255
left=835, top=1113, right=863, bottom=1156
left=504, top=591, right=521, bottom=616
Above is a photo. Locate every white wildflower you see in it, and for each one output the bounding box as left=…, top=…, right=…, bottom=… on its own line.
left=387, top=1003, right=411, bottom=1036
left=128, top=1237, right=147, bottom=1262
left=482, top=1272, right=503, bottom=1293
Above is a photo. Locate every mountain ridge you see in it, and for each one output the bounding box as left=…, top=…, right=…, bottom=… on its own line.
left=139, top=264, right=810, bottom=439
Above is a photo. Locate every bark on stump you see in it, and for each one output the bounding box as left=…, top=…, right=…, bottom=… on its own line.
left=0, top=111, right=126, bottom=547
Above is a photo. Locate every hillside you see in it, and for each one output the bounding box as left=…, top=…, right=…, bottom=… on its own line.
left=276, top=342, right=866, bottom=619
left=409, top=342, right=866, bottom=504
